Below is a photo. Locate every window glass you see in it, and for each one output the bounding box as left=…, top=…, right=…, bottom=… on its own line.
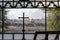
left=36, top=34, right=45, bottom=40
left=4, top=9, right=45, bottom=33
left=14, top=34, right=23, bottom=40
left=48, top=34, right=56, bottom=40
left=25, top=34, right=34, bottom=40
left=0, top=34, right=2, bottom=40
left=4, top=9, right=23, bottom=33
left=4, top=34, right=13, bottom=40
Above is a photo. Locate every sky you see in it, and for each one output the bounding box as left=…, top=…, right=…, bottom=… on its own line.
left=5, top=9, right=45, bottom=19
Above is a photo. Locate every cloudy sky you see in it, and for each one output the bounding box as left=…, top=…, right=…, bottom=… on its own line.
left=6, top=9, right=45, bottom=19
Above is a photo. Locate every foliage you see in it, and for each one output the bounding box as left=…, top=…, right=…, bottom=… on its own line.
left=47, top=8, right=60, bottom=31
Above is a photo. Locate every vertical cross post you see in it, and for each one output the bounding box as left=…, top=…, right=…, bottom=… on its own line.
left=18, top=13, right=28, bottom=40
left=22, top=13, right=25, bottom=40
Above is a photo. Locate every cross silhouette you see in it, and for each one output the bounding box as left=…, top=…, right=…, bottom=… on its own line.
left=18, top=13, right=28, bottom=40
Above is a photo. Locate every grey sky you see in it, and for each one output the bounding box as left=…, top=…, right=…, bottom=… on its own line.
left=6, top=9, right=45, bottom=19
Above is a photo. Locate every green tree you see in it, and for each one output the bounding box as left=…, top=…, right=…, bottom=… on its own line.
left=47, top=8, right=60, bottom=31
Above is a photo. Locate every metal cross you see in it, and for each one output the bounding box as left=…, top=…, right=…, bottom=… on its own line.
left=18, top=13, right=28, bottom=40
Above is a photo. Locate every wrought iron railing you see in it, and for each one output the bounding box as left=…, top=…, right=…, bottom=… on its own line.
left=0, top=0, right=60, bottom=40
left=0, top=1, right=59, bottom=8
left=34, top=31, right=60, bottom=40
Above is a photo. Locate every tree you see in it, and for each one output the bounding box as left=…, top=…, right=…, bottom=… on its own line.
left=47, top=8, right=60, bottom=31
